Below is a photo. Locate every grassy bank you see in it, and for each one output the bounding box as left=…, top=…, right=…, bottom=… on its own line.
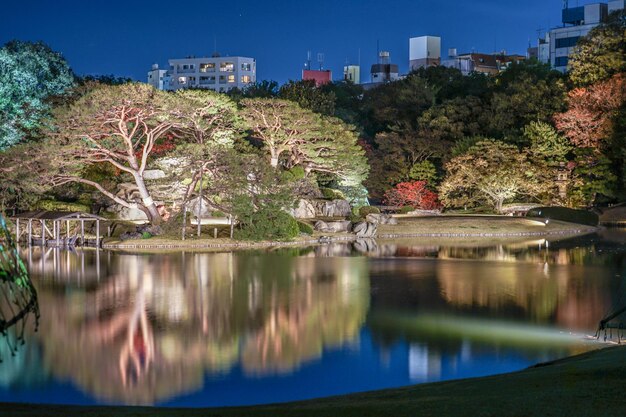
left=102, top=215, right=596, bottom=250
left=2, top=344, right=625, bottom=416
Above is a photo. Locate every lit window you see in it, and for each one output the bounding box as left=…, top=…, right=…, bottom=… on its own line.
left=200, top=63, right=215, bottom=72
left=228, top=75, right=235, bottom=83
left=220, top=62, right=235, bottom=72
left=241, top=75, right=251, bottom=83
left=178, top=76, right=187, bottom=84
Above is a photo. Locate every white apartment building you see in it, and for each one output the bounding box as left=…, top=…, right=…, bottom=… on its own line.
left=151, top=55, right=256, bottom=92
left=536, top=1, right=623, bottom=72
left=409, top=36, right=441, bottom=71
left=147, top=64, right=169, bottom=90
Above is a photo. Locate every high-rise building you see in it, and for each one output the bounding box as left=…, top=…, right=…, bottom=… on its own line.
left=150, top=54, right=256, bottom=92
left=343, top=65, right=361, bottom=84
left=409, top=36, right=441, bottom=71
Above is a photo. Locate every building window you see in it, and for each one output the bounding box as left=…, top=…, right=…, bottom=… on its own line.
left=200, top=63, right=215, bottom=72
left=555, top=56, right=569, bottom=67
left=228, top=74, right=235, bottom=83
left=241, top=62, right=252, bottom=71
left=178, top=76, right=187, bottom=84
left=555, top=36, right=580, bottom=49
left=188, top=76, right=197, bottom=85
left=241, top=75, right=251, bottom=83
left=200, top=76, right=216, bottom=84
left=220, top=62, right=235, bottom=72
left=219, top=75, right=227, bottom=83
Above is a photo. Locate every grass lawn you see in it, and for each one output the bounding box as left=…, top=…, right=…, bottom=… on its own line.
left=3, top=345, right=625, bottom=416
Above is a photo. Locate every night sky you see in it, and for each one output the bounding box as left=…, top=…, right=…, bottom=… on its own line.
left=0, top=0, right=590, bottom=83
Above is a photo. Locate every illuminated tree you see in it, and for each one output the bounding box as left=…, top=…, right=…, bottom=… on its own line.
left=568, top=10, right=626, bottom=87
left=524, top=121, right=571, bottom=163
left=440, top=140, right=548, bottom=212
left=0, top=41, right=74, bottom=149
left=383, top=181, right=440, bottom=209
left=278, top=79, right=336, bottom=115
left=554, top=73, right=626, bottom=150
left=45, top=83, right=182, bottom=225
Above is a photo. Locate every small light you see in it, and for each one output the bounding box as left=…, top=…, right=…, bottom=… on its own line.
left=545, top=219, right=549, bottom=225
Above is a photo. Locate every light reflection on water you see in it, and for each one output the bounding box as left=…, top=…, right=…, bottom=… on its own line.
left=0, top=230, right=624, bottom=407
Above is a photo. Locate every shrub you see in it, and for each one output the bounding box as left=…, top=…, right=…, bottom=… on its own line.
left=320, top=187, right=345, bottom=200
left=297, top=221, right=314, bottom=235
left=36, top=199, right=91, bottom=213
left=384, top=181, right=440, bottom=210
left=526, top=206, right=599, bottom=226
left=235, top=209, right=300, bottom=241
left=399, top=205, right=415, bottom=214
left=281, top=166, right=306, bottom=182
left=141, top=232, right=152, bottom=239
left=358, top=206, right=380, bottom=217
left=211, top=210, right=226, bottom=218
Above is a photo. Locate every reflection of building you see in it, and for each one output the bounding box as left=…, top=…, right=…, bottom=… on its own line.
left=151, top=54, right=256, bottom=92
left=409, top=36, right=441, bottom=71
left=531, top=1, right=624, bottom=72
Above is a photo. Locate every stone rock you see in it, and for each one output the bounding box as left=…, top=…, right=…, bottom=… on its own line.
left=120, top=231, right=143, bottom=241
left=314, top=220, right=352, bottom=233
left=352, top=221, right=377, bottom=238
left=366, top=213, right=398, bottom=225
left=137, top=224, right=163, bottom=236
left=106, top=205, right=149, bottom=224
left=155, top=156, right=188, bottom=177
left=291, top=199, right=317, bottom=219
left=143, top=169, right=166, bottom=180
left=322, top=199, right=352, bottom=217
left=186, top=197, right=213, bottom=218
left=406, top=209, right=441, bottom=216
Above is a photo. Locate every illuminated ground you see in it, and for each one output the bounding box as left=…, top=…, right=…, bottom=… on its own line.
left=2, top=344, right=626, bottom=416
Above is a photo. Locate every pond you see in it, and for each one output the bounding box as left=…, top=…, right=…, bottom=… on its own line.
left=1, top=230, right=625, bottom=407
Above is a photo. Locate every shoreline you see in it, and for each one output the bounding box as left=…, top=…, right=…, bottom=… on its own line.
left=2, top=344, right=624, bottom=416
left=103, top=216, right=599, bottom=251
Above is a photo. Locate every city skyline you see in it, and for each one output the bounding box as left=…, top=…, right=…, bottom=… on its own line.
left=0, top=0, right=598, bottom=83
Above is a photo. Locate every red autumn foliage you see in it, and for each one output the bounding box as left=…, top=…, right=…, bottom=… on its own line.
left=383, top=181, right=440, bottom=209
left=554, top=73, right=626, bottom=149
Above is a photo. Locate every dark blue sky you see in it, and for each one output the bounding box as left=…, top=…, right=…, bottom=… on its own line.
left=0, top=0, right=593, bottom=83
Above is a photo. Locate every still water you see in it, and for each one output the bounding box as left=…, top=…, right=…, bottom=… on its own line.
left=1, top=230, right=625, bottom=407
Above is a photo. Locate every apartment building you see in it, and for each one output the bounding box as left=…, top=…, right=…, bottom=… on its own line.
left=151, top=54, right=256, bottom=92
left=533, top=1, right=624, bottom=72
left=409, top=36, right=441, bottom=71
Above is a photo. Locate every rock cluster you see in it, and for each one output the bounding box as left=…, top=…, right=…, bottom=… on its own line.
left=291, top=199, right=352, bottom=219
left=314, top=220, right=352, bottom=233
left=352, top=222, right=377, bottom=238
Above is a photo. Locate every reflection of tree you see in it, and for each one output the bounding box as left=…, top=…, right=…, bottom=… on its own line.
left=26, top=251, right=368, bottom=405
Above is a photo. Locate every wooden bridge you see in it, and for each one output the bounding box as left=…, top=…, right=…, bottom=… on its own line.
left=11, top=211, right=108, bottom=248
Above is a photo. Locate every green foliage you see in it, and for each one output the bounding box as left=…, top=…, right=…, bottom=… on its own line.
left=235, top=209, right=299, bottom=241
left=358, top=206, right=380, bottom=217
left=211, top=211, right=226, bottom=218
left=408, top=160, right=438, bottom=184
left=278, top=80, right=336, bottom=115
left=0, top=40, right=75, bottom=149
left=297, top=221, right=314, bottom=235
left=281, top=166, right=306, bottom=182
left=524, top=121, right=572, bottom=163
left=569, top=148, right=617, bottom=206
left=399, top=205, right=415, bottom=214
left=320, top=188, right=345, bottom=200
left=141, top=232, right=152, bottom=239
left=526, top=206, right=599, bottom=227
left=35, top=199, right=91, bottom=213
left=569, top=10, right=626, bottom=87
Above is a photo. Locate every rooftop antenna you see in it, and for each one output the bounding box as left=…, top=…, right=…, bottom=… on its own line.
left=358, top=48, right=361, bottom=67
left=563, top=0, right=568, bottom=9
left=317, top=52, right=324, bottom=70
left=306, top=50, right=312, bottom=70
left=213, top=35, right=217, bottom=55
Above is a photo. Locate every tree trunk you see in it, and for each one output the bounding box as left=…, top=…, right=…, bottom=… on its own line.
left=496, top=199, right=503, bottom=214
left=134, top=173, right=162, bottom=225
left=270, top=156, right=279, bottom=168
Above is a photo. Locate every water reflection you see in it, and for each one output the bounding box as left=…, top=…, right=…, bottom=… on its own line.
left=0, top=230, right=624, bottom=407
left=18, top=250, right=369, bottom=405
